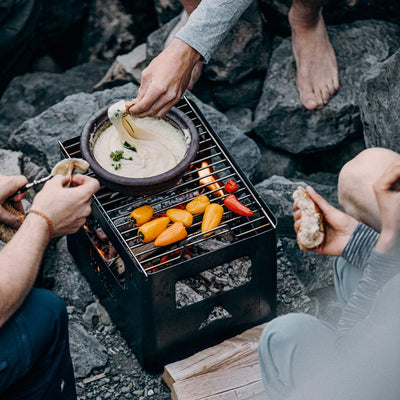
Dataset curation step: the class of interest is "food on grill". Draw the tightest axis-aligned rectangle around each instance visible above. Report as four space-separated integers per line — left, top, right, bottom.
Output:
93 100 188 178
166 209 193 227
293 186 325 251
224 194 253 217
224 179 239 193
130 205 154 226
138 217 170 243
154 222 188 247
201 203 224 237
186 195 210 215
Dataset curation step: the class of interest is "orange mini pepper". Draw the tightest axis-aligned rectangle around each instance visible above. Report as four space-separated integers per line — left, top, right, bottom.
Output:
186 195 210 215
201 203 224 237
166 209 193 227
138 217 169 243
130 205 154 226
154 222 188 246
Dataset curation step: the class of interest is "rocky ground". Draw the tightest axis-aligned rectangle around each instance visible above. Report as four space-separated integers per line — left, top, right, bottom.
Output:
1 1 400 398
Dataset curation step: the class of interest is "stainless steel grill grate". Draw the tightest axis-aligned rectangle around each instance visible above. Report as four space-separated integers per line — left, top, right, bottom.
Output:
60 96 275 277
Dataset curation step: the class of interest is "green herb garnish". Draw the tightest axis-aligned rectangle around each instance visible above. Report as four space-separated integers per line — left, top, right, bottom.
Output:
112 163 122 170
123 142 137 152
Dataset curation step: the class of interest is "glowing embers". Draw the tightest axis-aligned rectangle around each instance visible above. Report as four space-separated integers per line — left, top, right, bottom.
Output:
197 161 224 197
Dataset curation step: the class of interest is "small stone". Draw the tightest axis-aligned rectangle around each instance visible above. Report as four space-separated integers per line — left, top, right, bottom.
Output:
67 306 75 314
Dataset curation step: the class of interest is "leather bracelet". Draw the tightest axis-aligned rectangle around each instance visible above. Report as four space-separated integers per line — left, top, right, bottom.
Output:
27 209 54 239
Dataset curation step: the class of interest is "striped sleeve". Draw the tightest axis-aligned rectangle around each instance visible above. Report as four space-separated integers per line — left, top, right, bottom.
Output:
342 223 379 271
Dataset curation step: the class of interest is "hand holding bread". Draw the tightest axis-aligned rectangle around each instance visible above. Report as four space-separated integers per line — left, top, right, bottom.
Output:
293 186 358 256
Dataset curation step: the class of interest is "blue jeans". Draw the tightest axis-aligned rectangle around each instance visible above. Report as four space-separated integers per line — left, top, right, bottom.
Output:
258 257 361 400
0 288 77 399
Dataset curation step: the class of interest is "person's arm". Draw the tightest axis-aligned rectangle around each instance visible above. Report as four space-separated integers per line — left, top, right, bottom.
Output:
335 161 400 346
175 0 254 64
129 0 254 118
0 174 100 327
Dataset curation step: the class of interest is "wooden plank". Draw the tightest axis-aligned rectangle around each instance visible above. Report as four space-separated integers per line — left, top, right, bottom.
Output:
171 362 266 400
163 323 267 390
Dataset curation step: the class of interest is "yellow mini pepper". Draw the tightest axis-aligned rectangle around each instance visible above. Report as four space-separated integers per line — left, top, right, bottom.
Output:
138 217 169 243
186 195 210 215
166 209 193 227
130 205 154 226
201 203 224 237
154 222 188 247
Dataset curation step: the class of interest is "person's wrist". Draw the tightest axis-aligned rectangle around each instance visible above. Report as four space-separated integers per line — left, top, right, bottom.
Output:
169 38 201 63
24 212 52 243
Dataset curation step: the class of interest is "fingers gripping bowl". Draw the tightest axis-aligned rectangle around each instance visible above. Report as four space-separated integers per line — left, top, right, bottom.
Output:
80 105 199 195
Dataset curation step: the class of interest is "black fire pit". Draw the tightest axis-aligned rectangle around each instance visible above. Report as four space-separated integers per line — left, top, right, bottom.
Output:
61 97 277 372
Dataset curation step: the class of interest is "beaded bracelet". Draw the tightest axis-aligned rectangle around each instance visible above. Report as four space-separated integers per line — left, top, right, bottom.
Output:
27 209 54 239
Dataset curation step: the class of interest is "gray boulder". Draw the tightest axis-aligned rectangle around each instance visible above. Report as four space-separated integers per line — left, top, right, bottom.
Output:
0 61 110 144
83 302 112 329
360 49 400 153
255 175 338 237
204 2 271 84
224 107 253 134
69 322 108 378
0 149 23 176
43 237 94 311
79 0 135 62
213 77 264 110
154 0 183 25
254 20 400 154
8 83 260 181
280 238 335 293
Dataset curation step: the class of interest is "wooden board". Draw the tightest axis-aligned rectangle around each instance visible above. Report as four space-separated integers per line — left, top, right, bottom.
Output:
163 324 268 400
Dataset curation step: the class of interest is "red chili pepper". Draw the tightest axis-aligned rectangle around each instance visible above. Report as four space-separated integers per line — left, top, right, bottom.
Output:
224 179 239 193
224 195 253 217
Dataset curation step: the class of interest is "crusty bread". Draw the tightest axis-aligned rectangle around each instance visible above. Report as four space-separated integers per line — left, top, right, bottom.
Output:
293 186 324 251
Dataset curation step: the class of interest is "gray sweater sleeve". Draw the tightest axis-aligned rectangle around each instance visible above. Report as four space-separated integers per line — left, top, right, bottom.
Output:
175 0 254 63
336 224 400 347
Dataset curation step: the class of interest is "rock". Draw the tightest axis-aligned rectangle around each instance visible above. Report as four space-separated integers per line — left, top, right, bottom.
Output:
253 146 298 183
255 175 338 237
0 149 22 176
147 3 271 84
253 20 400 154
204 3 271 84
69 322 108 378
43 237 94 311
153 0 183 25
280 238 335 293
258 0 400 35
360 50 400 153
224 108 253 134
8 82 260 181
296 135 366 175
213 77 263 110
0 61 110 143
83 302 112 328
79 0 135 62
185 92 261 180
94 44 148 90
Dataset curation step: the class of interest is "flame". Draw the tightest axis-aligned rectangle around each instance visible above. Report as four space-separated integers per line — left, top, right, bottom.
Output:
198 161 224 197
95 245 106 259
83 225 90 232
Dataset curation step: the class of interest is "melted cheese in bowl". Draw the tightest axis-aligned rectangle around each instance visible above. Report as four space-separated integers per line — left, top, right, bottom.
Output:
93 101 188 178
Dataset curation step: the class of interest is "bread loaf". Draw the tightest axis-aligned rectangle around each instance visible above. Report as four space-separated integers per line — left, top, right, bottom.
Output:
293 186 324 251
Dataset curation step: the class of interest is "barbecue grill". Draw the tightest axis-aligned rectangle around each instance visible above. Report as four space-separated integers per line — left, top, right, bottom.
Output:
61 97 277 371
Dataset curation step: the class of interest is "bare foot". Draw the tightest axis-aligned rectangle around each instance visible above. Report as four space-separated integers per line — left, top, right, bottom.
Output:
289 7 339 110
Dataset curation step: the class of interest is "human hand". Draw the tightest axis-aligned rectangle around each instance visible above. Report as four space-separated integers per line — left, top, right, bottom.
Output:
373 161 400 254
128 38 201 118
0 174 28 229
31 174 100 237
294 186 358 256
